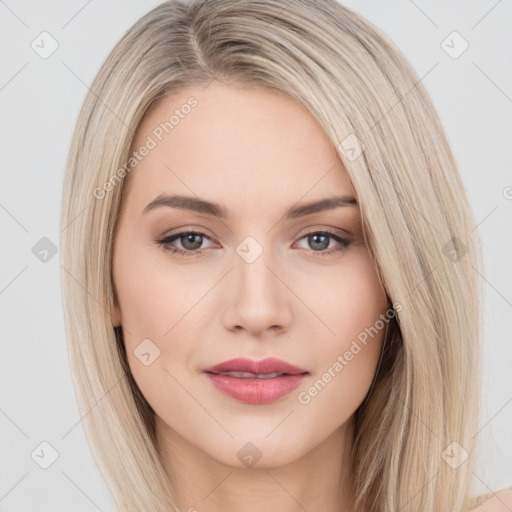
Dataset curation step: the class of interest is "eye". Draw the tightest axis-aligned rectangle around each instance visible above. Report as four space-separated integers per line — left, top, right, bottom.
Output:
156 231 215 257
294 229 351 258
155 228 351 258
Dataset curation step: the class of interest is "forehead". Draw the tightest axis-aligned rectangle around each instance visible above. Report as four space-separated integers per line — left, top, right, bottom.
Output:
124 82 355 215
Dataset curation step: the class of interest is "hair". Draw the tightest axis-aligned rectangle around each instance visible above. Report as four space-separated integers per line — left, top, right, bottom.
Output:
59 1 494 511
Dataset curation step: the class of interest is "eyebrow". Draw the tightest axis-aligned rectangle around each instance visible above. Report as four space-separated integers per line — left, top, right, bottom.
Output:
142 193 358 219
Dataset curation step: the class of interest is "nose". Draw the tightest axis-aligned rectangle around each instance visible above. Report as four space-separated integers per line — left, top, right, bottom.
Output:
221 242 293 337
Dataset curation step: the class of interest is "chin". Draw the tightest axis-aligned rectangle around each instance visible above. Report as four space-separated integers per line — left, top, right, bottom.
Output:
209 435 308 470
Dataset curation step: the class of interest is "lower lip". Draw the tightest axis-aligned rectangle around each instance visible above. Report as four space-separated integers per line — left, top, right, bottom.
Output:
204 372 309 404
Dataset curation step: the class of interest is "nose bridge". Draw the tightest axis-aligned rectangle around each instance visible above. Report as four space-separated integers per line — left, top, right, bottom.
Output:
222 233 292 334
234 234 278 296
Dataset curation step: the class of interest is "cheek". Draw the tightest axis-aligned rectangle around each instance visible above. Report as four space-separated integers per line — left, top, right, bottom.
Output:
113 234 194 337
299 251 388 407
308 249 388 344
112 238 212 376
112 245 196 411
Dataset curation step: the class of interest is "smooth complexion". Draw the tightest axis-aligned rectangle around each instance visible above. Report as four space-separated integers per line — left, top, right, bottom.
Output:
111 81 389 512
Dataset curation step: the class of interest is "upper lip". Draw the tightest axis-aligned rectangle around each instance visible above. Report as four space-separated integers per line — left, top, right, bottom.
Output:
203 357 309 375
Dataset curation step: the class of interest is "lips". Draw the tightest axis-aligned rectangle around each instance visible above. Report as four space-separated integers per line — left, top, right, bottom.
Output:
203 357 309 377
203 357 310 404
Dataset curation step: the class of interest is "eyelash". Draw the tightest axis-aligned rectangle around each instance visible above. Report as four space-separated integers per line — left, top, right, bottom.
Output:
155 229 351 259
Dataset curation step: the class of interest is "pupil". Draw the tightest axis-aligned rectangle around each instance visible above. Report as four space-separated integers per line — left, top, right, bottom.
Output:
182 234 202 250
310 234 329 251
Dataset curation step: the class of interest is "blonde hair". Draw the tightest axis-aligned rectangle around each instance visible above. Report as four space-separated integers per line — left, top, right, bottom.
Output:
60 1 490 510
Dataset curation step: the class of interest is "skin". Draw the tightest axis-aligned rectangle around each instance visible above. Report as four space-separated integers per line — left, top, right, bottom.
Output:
111 81 391 512
472 490 512 512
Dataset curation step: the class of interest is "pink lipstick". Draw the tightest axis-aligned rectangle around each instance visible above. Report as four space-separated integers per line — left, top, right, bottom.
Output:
203 357 309 404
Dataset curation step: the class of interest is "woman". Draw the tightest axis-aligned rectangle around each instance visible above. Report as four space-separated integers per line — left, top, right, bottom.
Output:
59 1 511 511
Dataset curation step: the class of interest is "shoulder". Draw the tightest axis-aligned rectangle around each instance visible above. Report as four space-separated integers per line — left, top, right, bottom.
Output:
471 489 512 511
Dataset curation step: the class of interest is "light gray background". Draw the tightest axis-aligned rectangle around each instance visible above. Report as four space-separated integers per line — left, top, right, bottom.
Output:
1 1 511 510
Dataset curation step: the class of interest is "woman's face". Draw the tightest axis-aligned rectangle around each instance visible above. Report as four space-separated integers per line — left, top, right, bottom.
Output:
111 82 389 469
